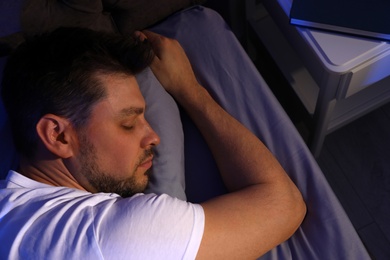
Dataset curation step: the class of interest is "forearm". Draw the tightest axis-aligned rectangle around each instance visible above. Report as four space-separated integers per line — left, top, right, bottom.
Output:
173 83 288 191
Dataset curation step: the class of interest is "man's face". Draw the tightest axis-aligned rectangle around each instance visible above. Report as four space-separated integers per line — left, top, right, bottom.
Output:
73 73 160 197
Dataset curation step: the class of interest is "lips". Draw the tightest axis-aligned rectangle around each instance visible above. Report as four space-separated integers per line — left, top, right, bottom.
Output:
139 156 153 169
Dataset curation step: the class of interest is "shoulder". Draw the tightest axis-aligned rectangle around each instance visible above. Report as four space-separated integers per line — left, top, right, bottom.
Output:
94 193 205 259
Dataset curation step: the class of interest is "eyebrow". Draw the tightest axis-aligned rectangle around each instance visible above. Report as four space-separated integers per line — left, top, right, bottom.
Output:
118 107 144 118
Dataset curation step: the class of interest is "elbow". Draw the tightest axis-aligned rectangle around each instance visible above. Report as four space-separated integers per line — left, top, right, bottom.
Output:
287 188 307 236
296 194 307 226
274 182 307 241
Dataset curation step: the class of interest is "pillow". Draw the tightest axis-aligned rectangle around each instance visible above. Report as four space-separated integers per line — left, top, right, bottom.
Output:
0 0 24 179
137 68 186 200
0 0 205 55
0 72 19 180
0 0 24 56
21 0 204 37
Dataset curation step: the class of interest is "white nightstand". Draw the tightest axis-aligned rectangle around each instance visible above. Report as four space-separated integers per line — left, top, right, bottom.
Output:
246 0 390 156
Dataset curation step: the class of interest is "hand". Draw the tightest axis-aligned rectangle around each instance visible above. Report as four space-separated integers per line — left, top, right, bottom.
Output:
138 30 200 98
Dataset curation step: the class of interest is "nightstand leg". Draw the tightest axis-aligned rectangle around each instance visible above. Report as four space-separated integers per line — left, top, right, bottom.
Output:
310 75 339 157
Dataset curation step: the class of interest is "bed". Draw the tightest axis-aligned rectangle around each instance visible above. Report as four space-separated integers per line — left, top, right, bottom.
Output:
0 0 371 259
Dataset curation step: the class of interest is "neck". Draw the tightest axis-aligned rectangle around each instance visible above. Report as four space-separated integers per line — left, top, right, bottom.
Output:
18 153 87 192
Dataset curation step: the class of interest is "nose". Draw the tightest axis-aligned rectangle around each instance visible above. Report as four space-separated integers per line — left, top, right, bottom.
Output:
141 122 160 148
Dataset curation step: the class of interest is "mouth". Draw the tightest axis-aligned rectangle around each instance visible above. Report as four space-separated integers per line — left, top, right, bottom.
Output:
138 155 153 169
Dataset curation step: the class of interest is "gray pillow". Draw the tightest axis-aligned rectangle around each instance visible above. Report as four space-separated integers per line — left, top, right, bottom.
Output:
136 68 187 200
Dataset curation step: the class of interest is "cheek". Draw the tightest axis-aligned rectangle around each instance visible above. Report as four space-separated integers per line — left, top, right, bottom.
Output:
87 127 140 170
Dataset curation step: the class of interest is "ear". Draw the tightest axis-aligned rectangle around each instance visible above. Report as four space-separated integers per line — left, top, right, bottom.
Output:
36 114 76 158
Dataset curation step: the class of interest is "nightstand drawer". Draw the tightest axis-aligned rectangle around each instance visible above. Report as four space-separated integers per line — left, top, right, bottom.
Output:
339 50 390 98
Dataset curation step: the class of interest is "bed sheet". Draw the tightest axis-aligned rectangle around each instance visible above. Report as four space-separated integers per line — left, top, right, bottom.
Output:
150 6 371 259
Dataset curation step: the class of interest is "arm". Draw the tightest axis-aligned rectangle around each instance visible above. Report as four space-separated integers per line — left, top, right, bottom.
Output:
142 30 306 259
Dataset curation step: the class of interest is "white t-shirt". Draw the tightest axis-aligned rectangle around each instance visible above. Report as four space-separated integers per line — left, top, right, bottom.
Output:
0 170 205 259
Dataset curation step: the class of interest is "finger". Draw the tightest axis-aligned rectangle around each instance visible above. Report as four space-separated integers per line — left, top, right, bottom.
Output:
142 30 168 48
142 30 161 41
133 30 147 42
142 30 165 59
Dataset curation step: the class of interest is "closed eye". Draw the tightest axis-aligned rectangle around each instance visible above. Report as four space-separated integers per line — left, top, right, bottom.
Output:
122 125 134 131
118 106 144 132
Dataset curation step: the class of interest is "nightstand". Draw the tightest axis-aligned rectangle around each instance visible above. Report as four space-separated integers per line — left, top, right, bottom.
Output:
246 0 390 156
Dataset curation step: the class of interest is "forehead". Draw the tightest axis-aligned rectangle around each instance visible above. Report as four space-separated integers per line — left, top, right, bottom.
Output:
98 72 139 94
92 73 145 117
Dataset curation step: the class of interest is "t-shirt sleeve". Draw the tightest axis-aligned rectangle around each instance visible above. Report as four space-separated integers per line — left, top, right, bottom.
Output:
92 193 205 259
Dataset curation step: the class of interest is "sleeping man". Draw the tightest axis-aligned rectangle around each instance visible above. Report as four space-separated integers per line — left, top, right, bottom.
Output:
0 27 306 259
